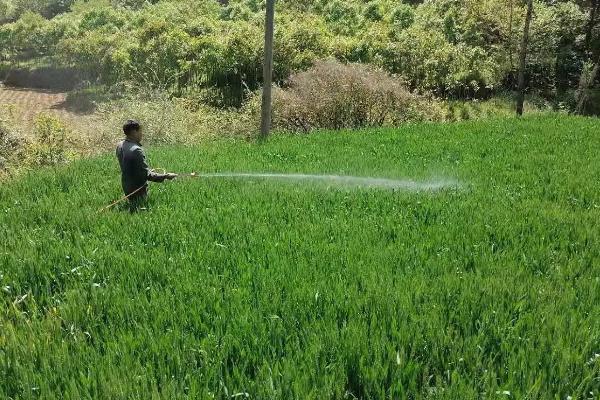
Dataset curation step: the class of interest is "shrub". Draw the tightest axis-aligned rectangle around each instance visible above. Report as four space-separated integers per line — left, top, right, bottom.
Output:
275 14 332 79
363 1 383 22
27 114 71 166
0 113 22 176
389 4 414 30
323 1 362 36
270 60 443 133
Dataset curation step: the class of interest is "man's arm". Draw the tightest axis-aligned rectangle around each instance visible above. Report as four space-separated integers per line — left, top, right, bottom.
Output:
134 148 175 182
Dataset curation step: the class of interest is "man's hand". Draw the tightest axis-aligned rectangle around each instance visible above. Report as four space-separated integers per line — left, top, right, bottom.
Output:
166 173 178 180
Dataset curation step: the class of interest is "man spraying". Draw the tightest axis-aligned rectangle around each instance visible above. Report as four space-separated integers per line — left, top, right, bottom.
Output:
116 120 177 205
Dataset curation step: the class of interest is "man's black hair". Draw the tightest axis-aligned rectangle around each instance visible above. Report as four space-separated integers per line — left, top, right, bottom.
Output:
123 120 141 136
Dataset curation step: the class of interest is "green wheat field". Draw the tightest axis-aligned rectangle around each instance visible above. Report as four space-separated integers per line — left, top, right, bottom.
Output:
1 116 599 399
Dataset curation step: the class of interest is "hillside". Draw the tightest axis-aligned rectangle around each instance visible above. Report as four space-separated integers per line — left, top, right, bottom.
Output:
1 116 599 399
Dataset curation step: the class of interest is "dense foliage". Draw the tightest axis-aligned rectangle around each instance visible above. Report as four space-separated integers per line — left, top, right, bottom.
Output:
0 0 598 108
1 116 599 398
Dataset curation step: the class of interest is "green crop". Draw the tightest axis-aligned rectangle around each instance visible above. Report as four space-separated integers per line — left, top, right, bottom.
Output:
1 115 599 399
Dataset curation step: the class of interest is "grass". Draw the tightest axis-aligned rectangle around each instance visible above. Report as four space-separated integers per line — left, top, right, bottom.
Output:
443 94 554 122
1 115 599 399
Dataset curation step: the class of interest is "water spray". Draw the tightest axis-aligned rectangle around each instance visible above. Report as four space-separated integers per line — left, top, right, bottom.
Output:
186 173 459 191
99 172 460 213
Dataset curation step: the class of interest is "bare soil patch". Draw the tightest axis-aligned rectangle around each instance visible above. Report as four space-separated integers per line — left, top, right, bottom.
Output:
0 86 73 121
0 85 100 138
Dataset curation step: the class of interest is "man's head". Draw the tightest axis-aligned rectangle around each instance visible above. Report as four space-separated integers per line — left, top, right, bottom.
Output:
123 120 143 143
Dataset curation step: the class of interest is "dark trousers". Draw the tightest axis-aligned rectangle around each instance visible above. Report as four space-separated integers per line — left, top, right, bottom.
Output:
128 192 148 212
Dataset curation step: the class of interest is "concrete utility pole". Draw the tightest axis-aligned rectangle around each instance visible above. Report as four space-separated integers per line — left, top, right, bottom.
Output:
260 0 275 138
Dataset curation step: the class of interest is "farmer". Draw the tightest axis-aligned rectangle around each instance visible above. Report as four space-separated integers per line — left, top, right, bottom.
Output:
116 120 177 205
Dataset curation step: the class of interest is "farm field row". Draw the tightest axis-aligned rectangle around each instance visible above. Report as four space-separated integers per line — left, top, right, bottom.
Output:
1 116 599 399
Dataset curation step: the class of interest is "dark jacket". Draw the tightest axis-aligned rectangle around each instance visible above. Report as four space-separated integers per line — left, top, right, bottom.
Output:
116 139 168 197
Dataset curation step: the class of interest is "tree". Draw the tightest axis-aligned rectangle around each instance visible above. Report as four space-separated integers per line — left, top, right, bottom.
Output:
260 0 275 137
516 0 534 116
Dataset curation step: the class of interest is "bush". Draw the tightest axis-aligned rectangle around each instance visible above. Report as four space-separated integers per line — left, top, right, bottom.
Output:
389 4 414 30
27 114 71 166
0 112 22 176
270 60 444 133
275 14 332 80
323 1 362 36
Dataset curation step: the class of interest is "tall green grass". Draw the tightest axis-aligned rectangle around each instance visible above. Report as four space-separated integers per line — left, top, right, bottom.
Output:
1 116 599 399
443 95 554 122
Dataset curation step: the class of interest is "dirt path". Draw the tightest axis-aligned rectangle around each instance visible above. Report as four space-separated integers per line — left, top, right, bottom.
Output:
0 86 77 122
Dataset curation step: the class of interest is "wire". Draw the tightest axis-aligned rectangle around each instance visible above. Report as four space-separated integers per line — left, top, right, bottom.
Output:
97 184 147 213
